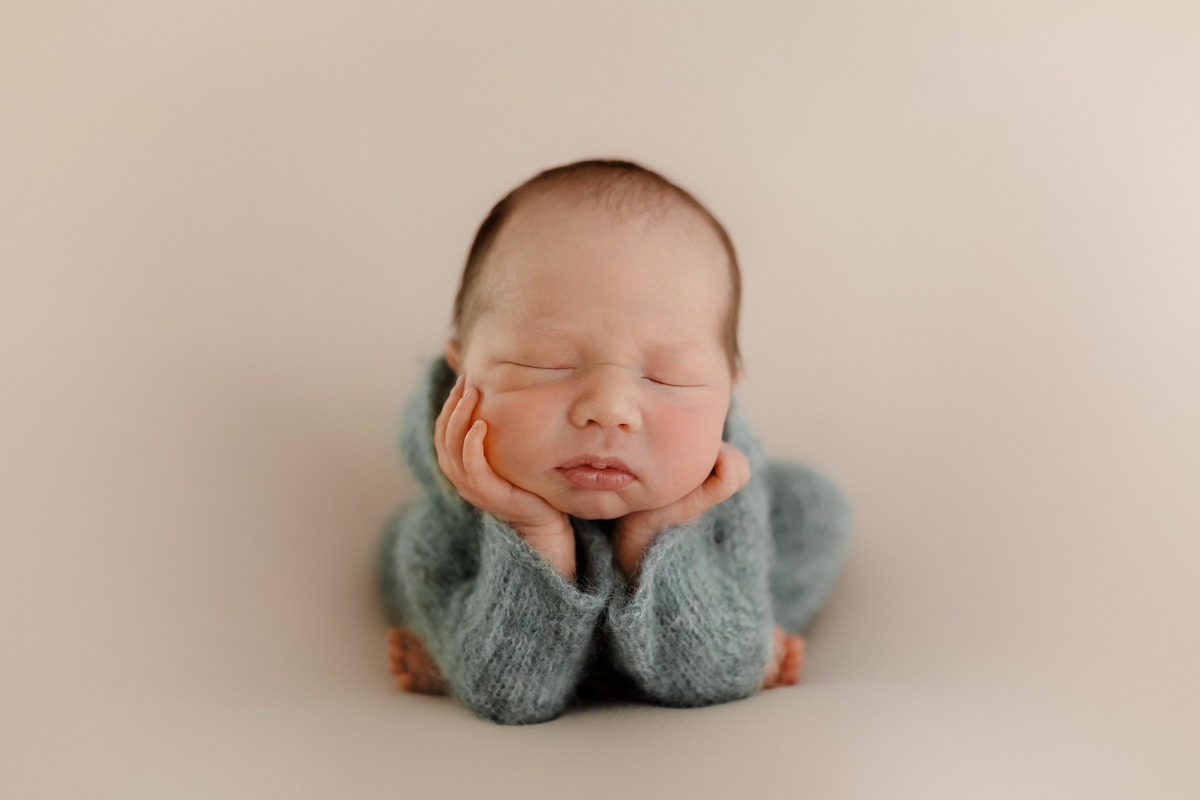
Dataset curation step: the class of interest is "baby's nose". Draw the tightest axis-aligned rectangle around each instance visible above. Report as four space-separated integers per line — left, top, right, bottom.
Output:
567 370 643 432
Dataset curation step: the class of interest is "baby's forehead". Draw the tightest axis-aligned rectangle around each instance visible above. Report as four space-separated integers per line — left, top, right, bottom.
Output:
481 206 731 344
489 213 727 312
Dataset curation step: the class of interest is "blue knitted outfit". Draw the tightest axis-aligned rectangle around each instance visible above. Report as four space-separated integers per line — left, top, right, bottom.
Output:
379 356 850 724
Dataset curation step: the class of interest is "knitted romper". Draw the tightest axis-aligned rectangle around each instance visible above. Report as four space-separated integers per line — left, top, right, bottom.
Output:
379 356 851 725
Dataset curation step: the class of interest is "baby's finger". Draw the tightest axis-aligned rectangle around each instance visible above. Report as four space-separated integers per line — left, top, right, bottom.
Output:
461 420 509 496
715 443 751 486
434 374 465 447
434 376 467 480
703 445 750 503
444 383 481 458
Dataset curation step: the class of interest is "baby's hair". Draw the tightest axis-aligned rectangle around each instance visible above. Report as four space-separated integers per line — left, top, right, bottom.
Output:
452 159 743 374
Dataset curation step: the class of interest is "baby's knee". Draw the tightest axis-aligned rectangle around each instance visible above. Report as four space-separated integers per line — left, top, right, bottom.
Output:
764 461 852 551
764 462 852 632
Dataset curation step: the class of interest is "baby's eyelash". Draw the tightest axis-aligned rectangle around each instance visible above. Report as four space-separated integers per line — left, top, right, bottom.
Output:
645 377 703 388
509 362 571 371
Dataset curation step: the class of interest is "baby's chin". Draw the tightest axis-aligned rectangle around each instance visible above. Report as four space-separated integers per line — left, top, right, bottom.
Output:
545 487 680 521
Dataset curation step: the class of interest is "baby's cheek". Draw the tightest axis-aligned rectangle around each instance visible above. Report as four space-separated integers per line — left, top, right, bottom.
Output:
649 404 727 504
476 389 559 486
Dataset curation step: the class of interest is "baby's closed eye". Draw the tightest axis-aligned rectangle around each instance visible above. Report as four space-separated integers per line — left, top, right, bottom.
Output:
491 361 573 390
507 362 572 371
643 375 705 388
641 363 708 388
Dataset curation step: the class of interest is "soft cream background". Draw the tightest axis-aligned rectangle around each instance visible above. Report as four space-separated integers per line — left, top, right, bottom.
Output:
2 2 1198 797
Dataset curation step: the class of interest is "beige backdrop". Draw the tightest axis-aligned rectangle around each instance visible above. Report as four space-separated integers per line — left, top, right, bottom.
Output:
3 1 1198 798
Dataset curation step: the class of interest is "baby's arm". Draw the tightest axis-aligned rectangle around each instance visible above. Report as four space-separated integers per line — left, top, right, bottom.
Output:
611 442 750 586
385 498 607 724
435 374 576 579
382 374 610 725
604 433 779 707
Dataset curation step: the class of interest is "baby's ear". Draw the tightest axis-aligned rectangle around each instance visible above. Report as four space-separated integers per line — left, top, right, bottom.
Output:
732 367 745 386
444 339 462 373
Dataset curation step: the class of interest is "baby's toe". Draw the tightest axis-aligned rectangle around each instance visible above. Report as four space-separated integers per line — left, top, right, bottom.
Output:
780 635 805 686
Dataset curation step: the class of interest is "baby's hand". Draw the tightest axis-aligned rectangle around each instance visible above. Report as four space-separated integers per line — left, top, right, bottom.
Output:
435 374 576 578
612 441 750 584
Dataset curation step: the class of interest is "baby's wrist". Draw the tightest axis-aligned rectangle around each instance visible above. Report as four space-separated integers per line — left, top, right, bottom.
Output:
510 516 576 580
611 518 658 586
613 516 657 549
512 515 572 541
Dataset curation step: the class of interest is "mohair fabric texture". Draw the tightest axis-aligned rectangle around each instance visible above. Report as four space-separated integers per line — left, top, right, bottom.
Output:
379 356 850 725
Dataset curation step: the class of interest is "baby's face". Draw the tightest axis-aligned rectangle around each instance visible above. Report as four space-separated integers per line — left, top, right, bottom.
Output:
449 191 736 520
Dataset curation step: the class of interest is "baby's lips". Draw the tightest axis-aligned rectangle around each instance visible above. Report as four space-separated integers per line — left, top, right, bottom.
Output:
558 465 636 491
555 454 637 491
556 454 635 474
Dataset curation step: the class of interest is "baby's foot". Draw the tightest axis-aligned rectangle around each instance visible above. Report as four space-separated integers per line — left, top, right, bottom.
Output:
387 627 447 695
761 625 805 690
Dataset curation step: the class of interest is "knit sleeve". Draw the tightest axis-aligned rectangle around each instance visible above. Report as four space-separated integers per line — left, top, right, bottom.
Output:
603 472 777 707
382 496 611 725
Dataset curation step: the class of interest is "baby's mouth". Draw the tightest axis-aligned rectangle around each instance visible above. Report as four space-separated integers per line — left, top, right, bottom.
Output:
556 456 636 491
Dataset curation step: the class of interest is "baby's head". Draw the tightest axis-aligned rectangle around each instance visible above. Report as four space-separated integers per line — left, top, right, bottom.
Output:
445 160 744 520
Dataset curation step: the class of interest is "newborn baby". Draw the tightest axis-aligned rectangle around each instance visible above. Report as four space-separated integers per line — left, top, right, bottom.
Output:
379 160 850 724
